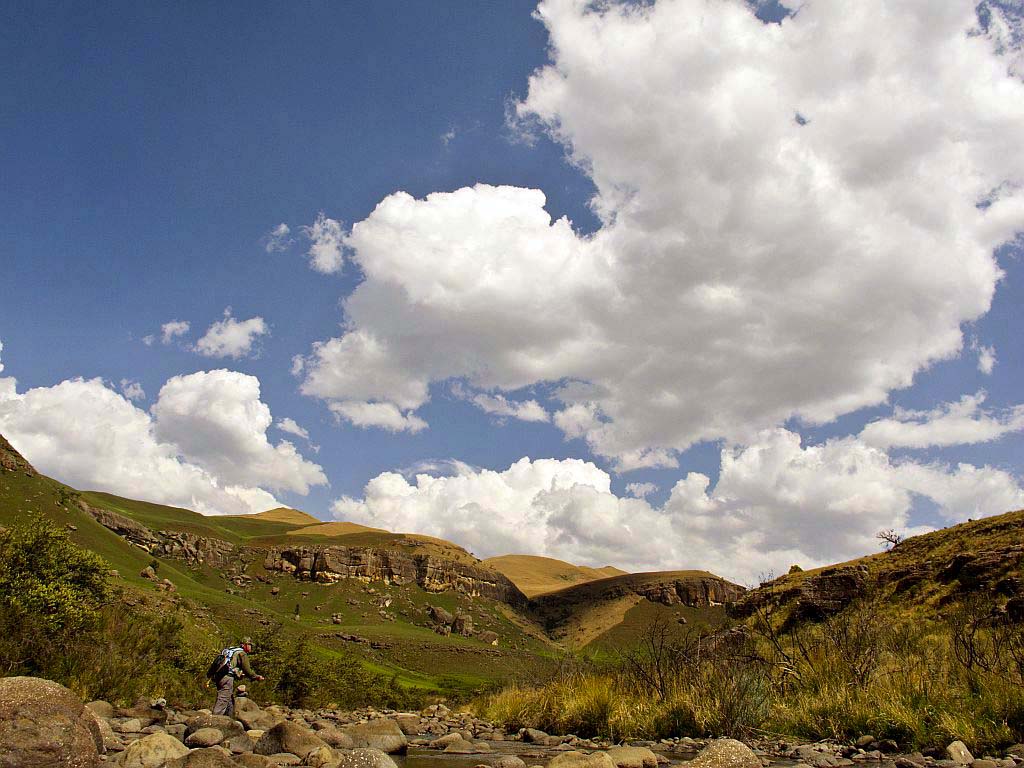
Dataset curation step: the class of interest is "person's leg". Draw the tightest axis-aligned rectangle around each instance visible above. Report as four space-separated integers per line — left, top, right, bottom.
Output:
213 675 234 716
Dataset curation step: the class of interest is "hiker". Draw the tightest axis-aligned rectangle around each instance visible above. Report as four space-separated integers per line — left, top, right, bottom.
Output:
208 637 265 717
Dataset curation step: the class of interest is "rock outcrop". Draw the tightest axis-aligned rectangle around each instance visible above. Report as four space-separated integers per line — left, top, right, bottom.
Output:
0 433 35 475
264 546 528 606
796 565 869 618
79 503 235 569
635 577 744 607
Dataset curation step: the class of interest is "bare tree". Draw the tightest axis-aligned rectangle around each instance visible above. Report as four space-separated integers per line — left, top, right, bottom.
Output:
876 528 903 550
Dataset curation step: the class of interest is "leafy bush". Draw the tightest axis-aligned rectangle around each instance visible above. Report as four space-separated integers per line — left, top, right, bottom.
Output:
253 627 420 710
0 515 210 704
0 513 109 635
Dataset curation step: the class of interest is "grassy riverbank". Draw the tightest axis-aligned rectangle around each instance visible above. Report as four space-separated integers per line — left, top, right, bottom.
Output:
476 602 1024 753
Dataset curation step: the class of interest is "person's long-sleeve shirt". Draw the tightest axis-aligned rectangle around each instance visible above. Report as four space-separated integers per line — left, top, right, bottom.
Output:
229 650 257 679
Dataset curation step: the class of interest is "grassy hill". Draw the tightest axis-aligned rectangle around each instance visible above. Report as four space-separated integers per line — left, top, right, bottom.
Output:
483 554 627 598
732 509 1024 626
531 570 744 649
0 434 558 702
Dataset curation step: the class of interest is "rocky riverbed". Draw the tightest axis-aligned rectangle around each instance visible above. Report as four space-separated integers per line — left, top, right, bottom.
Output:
3 676 1024 768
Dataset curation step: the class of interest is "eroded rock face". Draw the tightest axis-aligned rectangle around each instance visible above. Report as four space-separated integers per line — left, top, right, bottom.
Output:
0 676 104 768
635 578 744 607
79 503 234 569
796 566 869 618
264 546 527 606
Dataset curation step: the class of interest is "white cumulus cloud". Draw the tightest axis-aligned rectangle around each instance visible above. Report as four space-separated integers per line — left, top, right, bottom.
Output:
303 212 345 274
331 429 1024 583
329 400 427 434
299 0 1024 469
276 417 310 441
456 384 550 423
194 309 269 359
152 370 326 494
0 353 325 515
860 392 1024 449
160 320 190 345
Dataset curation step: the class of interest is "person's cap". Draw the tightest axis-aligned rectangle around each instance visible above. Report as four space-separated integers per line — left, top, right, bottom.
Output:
241 636 253 647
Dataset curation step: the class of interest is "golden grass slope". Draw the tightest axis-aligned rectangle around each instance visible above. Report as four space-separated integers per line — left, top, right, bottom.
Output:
231 507 321 526
285 521 386 536
482 554 628 598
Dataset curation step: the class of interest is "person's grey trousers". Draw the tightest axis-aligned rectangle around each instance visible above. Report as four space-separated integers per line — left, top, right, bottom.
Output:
213 675 235 716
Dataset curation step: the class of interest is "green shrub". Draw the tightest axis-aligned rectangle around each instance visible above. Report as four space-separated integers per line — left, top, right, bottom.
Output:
0 514 109 634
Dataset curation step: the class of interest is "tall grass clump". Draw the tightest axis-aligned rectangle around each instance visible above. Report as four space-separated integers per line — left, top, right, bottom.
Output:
477 591 1024 753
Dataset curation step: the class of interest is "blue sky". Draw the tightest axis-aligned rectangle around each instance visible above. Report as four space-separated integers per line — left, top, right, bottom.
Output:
2 0 1023 580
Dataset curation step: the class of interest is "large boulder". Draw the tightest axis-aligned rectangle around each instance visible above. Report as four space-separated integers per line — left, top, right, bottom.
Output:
317 728 355 749
947 742 975 765
233 700 282 732
688 739 761 768
306 746 336 768
492 757 527 768
341 720 407 754
443 737 490 754
254 721 328 759
549 752 618 768
187 728 227 748
166 748 241 767
607 747 659 768
0 676 104 768
118 732 191 768
186 715 245 742
328 748 399 768
429 734 464 749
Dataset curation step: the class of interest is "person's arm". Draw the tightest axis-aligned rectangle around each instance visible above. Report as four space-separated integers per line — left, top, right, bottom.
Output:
237 651 264 681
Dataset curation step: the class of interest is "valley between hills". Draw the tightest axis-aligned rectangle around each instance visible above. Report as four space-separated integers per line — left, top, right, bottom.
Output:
4 429 1024 761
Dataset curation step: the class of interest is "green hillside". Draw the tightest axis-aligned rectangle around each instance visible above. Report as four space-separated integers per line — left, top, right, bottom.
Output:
0 436 558 701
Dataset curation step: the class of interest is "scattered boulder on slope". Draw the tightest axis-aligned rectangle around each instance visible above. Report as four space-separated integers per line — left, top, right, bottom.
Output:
0 676 104 768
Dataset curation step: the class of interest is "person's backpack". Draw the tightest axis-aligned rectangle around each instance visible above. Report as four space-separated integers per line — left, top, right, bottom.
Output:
206 647 242 681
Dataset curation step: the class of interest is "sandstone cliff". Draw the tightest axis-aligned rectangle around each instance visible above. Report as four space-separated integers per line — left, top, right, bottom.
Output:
263 546 528 606
79 501 528 606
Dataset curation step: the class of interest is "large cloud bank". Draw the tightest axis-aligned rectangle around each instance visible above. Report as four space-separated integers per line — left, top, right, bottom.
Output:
0 358 326 515
297 0 1024 469
334 429 1024 582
